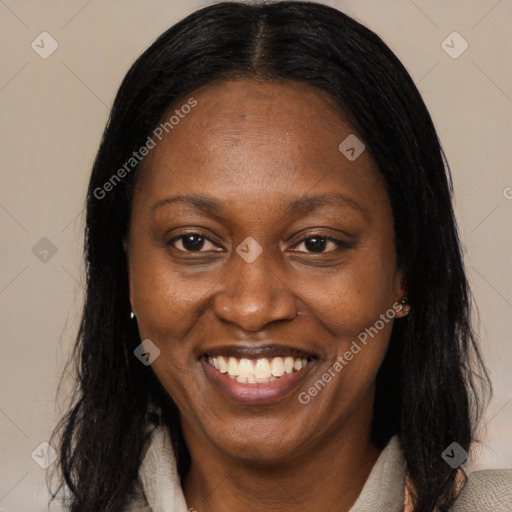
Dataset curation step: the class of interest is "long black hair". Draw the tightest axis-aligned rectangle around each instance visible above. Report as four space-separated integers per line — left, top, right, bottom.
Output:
49 2 491 511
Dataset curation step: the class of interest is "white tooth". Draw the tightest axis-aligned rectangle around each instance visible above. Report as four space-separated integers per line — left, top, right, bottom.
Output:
247 376 256 384
255 377 271 383
238 358 254 378
211 357 219 369
227 357 239 376
217 356 228 373
254 358 271 379
284 356 294 373
270 357 285 377
293 358 302 371
236 376 248 383
302 357 307 368
227 374 237 380
270 376 277 381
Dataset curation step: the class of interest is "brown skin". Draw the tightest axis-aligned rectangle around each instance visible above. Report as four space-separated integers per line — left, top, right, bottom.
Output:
125 78 409 512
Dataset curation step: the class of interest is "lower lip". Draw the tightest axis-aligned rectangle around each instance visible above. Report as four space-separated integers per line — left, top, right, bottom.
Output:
201 357 316 405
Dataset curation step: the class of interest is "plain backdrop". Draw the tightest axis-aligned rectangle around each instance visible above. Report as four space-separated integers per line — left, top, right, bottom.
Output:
0 1 511 510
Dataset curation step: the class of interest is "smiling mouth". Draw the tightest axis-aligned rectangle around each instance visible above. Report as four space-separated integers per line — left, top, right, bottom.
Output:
204 355 314 384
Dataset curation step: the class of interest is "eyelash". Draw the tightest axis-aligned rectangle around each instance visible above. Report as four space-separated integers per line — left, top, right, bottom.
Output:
167 231 352 254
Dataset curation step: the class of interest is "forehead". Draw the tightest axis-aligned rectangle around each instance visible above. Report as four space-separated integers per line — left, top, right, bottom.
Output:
133 79 387 217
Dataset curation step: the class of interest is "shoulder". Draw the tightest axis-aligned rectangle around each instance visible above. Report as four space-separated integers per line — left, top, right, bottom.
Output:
451 468 512 511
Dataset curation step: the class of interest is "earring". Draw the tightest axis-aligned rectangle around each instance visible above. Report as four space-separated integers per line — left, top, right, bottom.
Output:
130 311 135 320
398 298 410 316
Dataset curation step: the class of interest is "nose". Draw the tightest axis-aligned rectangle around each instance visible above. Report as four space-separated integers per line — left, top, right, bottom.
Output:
212 249 299 332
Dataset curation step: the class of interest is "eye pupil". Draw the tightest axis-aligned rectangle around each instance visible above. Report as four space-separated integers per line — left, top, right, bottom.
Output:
305 236 327 252
182 234 205 251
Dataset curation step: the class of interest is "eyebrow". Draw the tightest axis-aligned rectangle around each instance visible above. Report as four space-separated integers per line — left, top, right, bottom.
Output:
151 193 368 218
283 193 368 218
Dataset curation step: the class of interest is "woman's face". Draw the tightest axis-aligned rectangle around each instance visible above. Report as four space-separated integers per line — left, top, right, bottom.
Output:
126 79 407 462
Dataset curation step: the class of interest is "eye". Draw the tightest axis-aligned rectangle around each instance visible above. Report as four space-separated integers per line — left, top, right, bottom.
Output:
167 231 352 254
167 232 219 252
292 234 352 253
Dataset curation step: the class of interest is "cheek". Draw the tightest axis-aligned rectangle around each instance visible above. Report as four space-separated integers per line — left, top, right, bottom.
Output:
130 245 205 333
128 249 201 390
301 258 396 421
305 245 396 337
130 252 204 410
299 239 397 399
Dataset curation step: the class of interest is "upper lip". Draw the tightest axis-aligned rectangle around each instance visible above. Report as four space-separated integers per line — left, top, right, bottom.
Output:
202 344 318 360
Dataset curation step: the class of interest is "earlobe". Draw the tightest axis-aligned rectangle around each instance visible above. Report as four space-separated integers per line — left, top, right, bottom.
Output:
395 298 411 318
394 270 410 318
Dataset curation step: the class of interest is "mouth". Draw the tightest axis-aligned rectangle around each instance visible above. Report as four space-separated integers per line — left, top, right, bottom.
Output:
200 345 319 404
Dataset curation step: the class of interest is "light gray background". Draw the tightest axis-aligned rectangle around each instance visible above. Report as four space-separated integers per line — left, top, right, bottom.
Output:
1 1 511 510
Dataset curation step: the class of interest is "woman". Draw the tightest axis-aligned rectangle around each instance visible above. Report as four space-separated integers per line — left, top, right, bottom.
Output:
49 2 511 511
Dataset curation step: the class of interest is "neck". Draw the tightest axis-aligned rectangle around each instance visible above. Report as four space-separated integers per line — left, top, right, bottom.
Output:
181 407 381 512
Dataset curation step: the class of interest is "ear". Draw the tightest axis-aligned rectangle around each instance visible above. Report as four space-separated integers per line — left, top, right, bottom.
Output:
393 268 410 318
123 238 134 313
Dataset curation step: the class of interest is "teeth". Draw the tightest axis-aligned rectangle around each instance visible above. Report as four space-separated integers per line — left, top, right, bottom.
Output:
238 358 254 378
284 356 294 373
270 357 285 377
209 355 309 383
227 357 239 376
218 356 228 373
254 358 272 379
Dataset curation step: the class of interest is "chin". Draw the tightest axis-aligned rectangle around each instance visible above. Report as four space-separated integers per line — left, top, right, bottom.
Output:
200 414 312 463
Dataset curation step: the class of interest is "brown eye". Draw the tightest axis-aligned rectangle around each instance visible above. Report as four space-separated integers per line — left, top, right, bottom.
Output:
293 235 352 253
168 232 218 252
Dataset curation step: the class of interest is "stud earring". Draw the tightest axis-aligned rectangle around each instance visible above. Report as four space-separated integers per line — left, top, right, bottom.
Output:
130 311 135 319
398 298 410 316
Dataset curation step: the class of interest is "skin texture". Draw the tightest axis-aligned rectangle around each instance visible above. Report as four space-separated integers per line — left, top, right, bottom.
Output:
125 78 409 512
